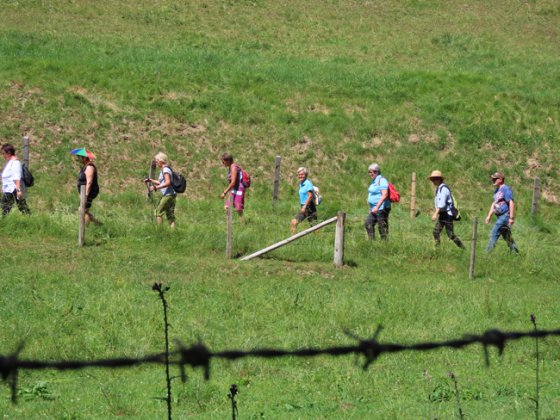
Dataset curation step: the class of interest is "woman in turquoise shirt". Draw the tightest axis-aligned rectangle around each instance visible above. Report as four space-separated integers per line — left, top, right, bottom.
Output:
364 163 391 240
290 167 317 234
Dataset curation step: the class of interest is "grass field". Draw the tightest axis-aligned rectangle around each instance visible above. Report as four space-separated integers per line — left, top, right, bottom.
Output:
1 1 560 418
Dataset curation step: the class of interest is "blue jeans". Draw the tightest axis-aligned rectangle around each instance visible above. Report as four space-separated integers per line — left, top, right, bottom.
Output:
486 213 518 253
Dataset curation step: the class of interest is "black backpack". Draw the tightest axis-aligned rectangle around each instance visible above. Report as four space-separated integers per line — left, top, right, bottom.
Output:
439 184 461 221
166 167 186 194
21 163 34 187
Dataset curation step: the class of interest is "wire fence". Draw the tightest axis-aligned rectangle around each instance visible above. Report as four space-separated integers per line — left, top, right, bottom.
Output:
2 325 558 402
1 284 556 420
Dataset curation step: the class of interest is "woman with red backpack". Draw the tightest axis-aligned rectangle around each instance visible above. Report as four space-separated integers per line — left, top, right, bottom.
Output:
364 163 391 240
220 153 248 221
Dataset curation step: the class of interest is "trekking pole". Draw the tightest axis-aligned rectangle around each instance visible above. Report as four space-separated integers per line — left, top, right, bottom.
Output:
145 160 157 222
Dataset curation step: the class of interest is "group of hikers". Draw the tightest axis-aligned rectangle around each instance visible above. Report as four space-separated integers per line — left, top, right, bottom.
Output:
2 142 519 253
294 163 519 253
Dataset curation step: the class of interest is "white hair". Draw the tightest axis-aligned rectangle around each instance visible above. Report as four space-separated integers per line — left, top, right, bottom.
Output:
368 163 381 172
297 167 308 175
154 152 168 164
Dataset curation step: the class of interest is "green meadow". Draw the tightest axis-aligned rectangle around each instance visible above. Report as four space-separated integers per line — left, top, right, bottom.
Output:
1 0 560 418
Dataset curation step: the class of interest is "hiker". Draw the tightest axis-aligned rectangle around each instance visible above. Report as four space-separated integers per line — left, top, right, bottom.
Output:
74 151 101 226
291 167 317 234
364 163 391 240
485 171 519 253
428 170 464 249
144 152 176 228
1 143 31 216
220 153 246 220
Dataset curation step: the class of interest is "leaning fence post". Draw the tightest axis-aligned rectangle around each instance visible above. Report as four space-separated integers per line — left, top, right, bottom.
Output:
532 176 540 217
78 185 86 246
226 195 233 259
334 211 346 267
468 217 478 280
410 172 416 222
273 155 281 207
241 215 338 261
22 136 30 167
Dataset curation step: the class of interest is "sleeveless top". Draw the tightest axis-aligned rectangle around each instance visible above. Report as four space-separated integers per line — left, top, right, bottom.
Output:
227 163 243 191
77 163 99 200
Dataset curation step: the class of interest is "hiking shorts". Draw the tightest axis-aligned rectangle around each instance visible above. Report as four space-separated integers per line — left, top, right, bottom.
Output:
225 189 245 212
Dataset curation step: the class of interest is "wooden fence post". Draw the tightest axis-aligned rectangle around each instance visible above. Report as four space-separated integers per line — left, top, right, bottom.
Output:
78 185 86 246
410 172 416 222
468 217 478 280
532 176 540 217
226 195 233 259
273 155 281 207
22 136 30 167
334 211 346 267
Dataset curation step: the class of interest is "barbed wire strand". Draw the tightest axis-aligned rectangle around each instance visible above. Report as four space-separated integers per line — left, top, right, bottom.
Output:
2 326 559 404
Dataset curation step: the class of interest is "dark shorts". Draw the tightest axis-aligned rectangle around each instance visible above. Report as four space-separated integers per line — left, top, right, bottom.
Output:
294 205 317 223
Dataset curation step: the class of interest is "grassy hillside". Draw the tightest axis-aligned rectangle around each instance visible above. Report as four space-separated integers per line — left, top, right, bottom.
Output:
1 1 559 418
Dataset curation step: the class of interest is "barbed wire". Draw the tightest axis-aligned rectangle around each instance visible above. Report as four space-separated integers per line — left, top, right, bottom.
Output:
2 326 559 404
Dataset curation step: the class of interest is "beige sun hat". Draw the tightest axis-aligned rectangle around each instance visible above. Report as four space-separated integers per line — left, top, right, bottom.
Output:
428 170 444 180
491 171 505 180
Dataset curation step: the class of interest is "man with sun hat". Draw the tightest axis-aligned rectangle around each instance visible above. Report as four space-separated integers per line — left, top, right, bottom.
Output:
428 170 464 249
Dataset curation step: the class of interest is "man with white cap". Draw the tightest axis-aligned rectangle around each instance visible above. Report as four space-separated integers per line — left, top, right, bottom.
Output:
485 171 519 253
428 170 464 249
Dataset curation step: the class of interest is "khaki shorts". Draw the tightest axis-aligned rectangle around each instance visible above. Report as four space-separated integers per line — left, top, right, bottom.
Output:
155 194 176 222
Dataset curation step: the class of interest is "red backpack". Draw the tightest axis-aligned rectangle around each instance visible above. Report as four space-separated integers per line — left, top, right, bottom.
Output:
241 168 251 188
235 164 251 188
378 177 400 203
388 182 400 203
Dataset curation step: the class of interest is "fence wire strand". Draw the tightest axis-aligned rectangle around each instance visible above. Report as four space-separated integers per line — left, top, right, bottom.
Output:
2 326 559 404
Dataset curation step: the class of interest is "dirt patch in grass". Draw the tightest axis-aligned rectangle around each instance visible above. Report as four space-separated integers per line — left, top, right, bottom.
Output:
408 133 420 144
308 103 330 115
67 86 122 113
541 189 559 204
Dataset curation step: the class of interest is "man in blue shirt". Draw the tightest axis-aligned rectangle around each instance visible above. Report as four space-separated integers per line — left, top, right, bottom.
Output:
485 172 519 253
364 163 391 240
291 167 317 234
